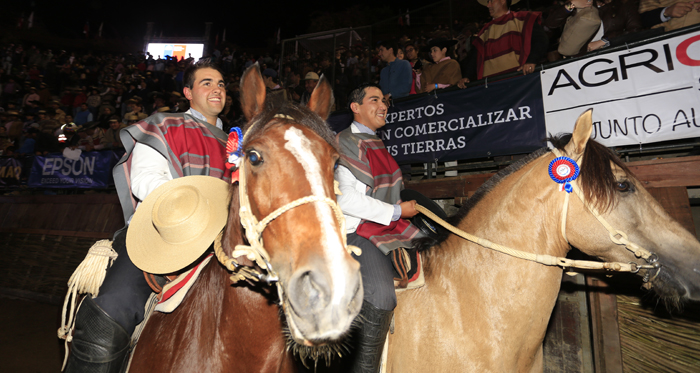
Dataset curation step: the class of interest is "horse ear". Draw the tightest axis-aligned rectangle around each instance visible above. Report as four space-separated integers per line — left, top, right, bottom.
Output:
567 109 593 155
239 63 266 121
307 74 334 120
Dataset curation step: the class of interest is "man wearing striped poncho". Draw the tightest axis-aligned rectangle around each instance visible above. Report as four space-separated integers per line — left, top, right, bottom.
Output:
64 59 229 373
335 83 422 373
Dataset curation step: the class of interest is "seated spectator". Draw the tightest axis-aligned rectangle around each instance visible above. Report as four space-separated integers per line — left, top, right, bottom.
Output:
86 88 102 114
543 0 600 57
417 38 463 93
588 0 643 51
640 0 700 29
0 127 13 155
101 117 126 150
50 100 66 124
299 72 319 105
4 111 23 141
378 40 413 101
403 42 422 94
262 68 290 101
18 128 39 155
76 126 94 151
465 0 548 81
74 103 94 126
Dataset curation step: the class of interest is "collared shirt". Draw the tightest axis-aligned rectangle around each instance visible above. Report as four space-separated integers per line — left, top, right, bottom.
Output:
335 122 402 234
185 107 223 130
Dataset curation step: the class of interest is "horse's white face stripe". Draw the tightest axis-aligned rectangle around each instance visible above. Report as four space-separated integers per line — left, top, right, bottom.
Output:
284 127 347 306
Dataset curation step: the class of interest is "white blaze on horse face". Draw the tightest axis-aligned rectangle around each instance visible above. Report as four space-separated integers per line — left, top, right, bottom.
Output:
283 127 348 304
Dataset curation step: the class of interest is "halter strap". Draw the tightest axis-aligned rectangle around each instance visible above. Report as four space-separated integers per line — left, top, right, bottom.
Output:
551 148 653 260
412 148 660 275
214 119 360 287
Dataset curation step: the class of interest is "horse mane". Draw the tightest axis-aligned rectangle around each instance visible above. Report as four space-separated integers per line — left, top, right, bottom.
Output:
414 134 632 252
242 95 338 152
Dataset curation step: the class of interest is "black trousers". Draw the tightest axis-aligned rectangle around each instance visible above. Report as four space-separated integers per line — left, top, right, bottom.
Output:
93 227 153 335
347 233 397 312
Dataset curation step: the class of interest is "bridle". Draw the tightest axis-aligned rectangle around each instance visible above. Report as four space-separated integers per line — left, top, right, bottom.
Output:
213 114 360 292
414 148 661 282
551 148 661 282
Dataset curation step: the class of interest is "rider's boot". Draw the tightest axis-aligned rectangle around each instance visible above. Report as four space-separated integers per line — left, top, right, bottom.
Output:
64 297 131 373
347 301 393 373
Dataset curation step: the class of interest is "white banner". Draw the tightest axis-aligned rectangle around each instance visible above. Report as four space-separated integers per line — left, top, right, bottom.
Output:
541 31 700 147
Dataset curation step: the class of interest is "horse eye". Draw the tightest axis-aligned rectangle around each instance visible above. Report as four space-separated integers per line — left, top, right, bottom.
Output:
248 150 263 166
615 181 631 192
334 160 339 171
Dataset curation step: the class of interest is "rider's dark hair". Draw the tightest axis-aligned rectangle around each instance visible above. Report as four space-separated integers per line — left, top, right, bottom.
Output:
183 58 224 89
348 83 383 109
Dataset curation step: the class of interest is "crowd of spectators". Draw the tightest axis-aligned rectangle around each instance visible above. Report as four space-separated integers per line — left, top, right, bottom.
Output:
1 0 698 163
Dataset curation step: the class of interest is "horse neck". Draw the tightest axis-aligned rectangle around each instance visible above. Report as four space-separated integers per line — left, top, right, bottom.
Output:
424 154 570 297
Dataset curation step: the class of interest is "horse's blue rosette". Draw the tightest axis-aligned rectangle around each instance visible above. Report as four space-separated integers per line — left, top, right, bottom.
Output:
548 156 580 193
226 127 244 182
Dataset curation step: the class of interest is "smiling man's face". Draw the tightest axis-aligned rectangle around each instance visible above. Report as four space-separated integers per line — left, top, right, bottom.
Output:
351 87 387 132
183 67 225 125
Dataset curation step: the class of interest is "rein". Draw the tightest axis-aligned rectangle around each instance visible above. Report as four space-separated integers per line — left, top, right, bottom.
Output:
415 148 661 278
213 114 360 289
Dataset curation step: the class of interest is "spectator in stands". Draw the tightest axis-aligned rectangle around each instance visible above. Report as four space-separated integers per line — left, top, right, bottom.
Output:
543 0 600 57
640 0 700 29
462 0 548 83
4 111 22 141
74 103 94 126
101 117 126 149
86 88 102 114
23 87 40 107
0 126 12 154
299 71 319 105
417 38 463 93
587 0 643 51
50 100 66 124
378 39 413 101
262 68 289 101
18 128 38 155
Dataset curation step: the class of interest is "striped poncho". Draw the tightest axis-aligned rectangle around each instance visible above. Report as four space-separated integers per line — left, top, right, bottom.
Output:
113 112 230 223
337 127 423 255
473 11 542 79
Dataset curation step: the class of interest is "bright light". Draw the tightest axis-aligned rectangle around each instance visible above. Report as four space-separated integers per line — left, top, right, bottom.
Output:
146 43 204 61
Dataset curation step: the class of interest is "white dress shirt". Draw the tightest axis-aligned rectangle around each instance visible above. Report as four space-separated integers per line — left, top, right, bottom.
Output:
335 122 400 233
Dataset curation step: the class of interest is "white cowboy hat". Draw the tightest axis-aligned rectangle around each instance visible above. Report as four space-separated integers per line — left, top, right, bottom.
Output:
127 175 230 274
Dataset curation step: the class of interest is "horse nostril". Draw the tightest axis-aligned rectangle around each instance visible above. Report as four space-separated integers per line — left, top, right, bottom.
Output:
293 270 330 312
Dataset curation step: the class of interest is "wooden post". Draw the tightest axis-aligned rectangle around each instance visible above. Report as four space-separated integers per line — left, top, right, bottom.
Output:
587 277 624 373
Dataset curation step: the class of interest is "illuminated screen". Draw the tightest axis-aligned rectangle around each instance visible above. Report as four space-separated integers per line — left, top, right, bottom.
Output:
146 43 204 61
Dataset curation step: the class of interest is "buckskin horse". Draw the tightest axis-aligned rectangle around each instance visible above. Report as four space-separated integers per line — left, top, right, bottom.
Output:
386 110 700 372
128 65 363 372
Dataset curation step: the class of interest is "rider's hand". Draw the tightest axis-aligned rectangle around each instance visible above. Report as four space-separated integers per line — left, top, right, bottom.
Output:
400 200 419 219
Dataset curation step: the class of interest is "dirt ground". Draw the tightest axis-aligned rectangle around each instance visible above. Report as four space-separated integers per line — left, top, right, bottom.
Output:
0 297 63 373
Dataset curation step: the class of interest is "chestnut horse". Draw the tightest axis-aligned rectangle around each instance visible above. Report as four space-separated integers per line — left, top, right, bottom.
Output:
386 110 700 372
129 66 363 372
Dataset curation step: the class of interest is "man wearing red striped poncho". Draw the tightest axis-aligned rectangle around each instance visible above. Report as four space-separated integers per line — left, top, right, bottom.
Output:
471 0 549 80
335 83 422 373
64 59 229 373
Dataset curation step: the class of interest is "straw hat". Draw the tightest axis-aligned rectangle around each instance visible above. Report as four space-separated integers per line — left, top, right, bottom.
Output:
127 175 230 274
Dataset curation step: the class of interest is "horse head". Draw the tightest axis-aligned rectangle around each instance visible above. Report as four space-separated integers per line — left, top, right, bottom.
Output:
556 110 700 305
223 64 362 348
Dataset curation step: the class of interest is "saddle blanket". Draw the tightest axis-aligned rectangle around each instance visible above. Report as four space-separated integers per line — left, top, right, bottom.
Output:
154 254 213 313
